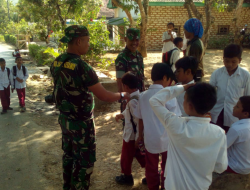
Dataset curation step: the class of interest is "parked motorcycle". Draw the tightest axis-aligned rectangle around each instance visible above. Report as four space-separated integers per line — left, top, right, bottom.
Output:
240 24 250 47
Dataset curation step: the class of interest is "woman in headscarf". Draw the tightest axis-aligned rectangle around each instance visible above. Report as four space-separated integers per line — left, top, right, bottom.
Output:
184 18 204 82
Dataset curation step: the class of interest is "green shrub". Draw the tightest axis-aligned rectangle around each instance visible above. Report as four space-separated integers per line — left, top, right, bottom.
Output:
3 34 17 45
0 35 4 42
4 34 10 43
29 44 54 66
207 33 234 49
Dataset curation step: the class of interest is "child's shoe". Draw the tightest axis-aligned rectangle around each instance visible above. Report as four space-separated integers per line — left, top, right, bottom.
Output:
115 174 134 186
20 107 26 112
142 177 147 185
7 107 13 110
1 110 7 114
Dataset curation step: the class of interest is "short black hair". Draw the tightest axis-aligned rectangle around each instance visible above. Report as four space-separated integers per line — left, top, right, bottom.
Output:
151 63 176 82
167 22 175 27
175 56 198 76
173 37 183 46
224 44 242 59
15 57 22 61
0 58 5 62
240 96 250 118
186 83 217 115
121 72 139 89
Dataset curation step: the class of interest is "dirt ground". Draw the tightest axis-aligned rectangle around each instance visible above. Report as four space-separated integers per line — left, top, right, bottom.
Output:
24 49 250 190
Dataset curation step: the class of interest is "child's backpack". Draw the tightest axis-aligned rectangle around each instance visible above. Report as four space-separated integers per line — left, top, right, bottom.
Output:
162 48 178 67
128 95 139 134
6 68 10 79
12 65 26 89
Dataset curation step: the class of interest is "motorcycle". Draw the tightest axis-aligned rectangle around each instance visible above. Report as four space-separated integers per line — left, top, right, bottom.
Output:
240 24 250 47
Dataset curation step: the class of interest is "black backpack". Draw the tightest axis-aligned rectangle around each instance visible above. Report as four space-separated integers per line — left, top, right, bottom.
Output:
162 48 178 67
128 95 139 134
12 65 26 89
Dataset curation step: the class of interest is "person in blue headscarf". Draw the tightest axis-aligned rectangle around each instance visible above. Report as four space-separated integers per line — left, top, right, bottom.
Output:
184 18 205 82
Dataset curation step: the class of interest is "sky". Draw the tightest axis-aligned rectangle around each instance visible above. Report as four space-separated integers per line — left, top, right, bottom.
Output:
10 0 18 5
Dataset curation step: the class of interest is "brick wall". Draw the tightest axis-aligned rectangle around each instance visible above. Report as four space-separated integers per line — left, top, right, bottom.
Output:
146 6 250 50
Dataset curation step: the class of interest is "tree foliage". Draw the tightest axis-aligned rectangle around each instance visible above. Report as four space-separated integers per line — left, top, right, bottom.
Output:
111 0 149 57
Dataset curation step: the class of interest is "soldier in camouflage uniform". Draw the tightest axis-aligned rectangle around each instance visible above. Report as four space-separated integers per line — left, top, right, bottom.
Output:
50 25 129 190
115 28 145 114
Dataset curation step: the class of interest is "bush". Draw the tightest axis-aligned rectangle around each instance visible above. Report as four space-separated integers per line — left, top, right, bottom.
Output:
29 44 56 66
0 35 4 42
207 33 234 49
4 34 17 46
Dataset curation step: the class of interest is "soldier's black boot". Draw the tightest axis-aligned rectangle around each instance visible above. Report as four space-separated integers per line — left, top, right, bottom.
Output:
1 110 7 114
115 174 134 186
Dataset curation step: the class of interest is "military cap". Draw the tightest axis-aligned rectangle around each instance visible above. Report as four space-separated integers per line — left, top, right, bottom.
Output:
126 28 140 40
60 25 89 43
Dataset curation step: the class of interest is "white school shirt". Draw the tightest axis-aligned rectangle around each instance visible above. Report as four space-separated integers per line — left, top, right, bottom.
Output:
176 80 195 116
0 67 12 90
122 90 140 142
169 47 181 72
162 31 177 53
227 119 250 174
149 85 228 190
134 84 181 154
11 65 29 89
210 66 250 127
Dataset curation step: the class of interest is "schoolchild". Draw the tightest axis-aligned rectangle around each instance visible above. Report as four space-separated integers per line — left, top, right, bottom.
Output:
175 56 198 116
162 22 177 54
210 44 250 133
134 63 181 190
11 57 29 112
0 58 13 114
115 72 146 186
227 96 250 174
162 37 183 72
149 83 228 190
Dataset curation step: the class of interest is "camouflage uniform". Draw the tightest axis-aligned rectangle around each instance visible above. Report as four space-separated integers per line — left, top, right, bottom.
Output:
115 28 144 92
115 28 144 114
50 25 98 190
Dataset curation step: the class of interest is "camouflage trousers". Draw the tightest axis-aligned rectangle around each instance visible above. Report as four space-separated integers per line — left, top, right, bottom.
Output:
58 114 96 190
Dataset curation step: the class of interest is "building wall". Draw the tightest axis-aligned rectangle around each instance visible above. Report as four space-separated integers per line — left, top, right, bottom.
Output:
146 6 250 50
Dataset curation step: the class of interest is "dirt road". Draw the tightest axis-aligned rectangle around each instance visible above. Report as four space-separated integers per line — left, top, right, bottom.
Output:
0 43 59 190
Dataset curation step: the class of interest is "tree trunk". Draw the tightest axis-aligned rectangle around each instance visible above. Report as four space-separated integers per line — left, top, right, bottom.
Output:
55 3 66 28
184 0 202 21
233 0 244 44
202 0 214 51
138 24 147 57
136 0 149 57
112 0 136 27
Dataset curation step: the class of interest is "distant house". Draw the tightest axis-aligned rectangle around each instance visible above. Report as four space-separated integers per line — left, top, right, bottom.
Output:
107 0 250 50
99 0 115 40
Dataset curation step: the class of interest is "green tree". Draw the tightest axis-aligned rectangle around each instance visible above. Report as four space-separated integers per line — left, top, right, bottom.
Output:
111 0 149 57
184 0 244 49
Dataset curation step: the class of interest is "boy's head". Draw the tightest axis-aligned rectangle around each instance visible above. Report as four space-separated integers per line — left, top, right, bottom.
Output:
121 72 139 93
233 96 250 119
175 56 198 84
0 58 6 69
124 28 140 53
184 83 217 116
151 63 176 87
223 44 242 74
15 57 23 65
167 22 174 30
173 37 183 49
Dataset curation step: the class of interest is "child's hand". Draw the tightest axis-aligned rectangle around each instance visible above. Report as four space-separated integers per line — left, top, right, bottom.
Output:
135 136 143 148
20 79 23 83
11 89 14 93
183 83 196 91
115 114 124 122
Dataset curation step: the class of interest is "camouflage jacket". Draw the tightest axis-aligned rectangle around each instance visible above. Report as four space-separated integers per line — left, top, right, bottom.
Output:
50 53 99 120
115 47 144 91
